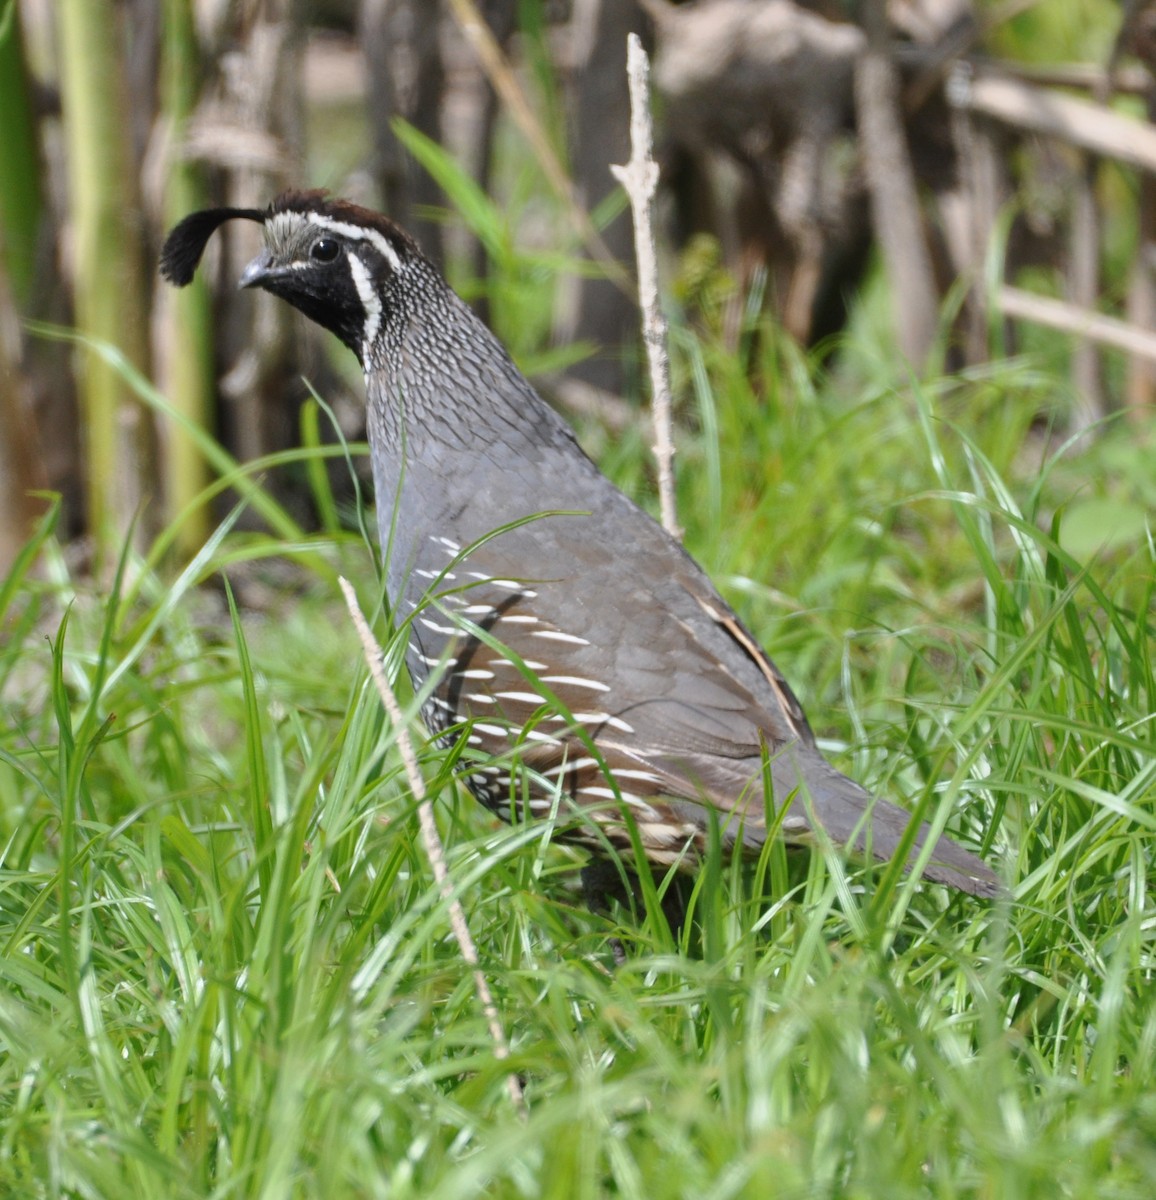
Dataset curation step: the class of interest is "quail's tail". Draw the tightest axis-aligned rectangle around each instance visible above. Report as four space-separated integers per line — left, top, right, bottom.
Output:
804 761 1002 898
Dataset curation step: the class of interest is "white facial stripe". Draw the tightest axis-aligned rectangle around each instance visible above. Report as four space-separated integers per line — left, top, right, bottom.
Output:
346 252 382 349
304 212 403 272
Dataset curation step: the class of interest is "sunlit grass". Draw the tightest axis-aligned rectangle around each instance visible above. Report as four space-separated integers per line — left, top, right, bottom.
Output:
1 312 1154 1197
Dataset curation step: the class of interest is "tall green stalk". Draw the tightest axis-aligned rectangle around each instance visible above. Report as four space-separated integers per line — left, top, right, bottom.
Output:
57 0 154 557
0 5 47 569
158 0 213 557
0 3 43 306
0 262 47 572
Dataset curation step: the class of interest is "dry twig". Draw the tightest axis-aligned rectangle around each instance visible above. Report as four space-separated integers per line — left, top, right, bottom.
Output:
610 34 681 541
999 285 1156 364
949 70 1156 173
338 577 526 1116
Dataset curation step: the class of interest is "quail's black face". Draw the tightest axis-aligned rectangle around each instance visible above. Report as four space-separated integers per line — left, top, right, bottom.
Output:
159 190 419 365
240 207 398 362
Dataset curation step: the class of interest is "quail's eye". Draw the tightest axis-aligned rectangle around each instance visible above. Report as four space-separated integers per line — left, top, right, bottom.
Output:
310 237 340 263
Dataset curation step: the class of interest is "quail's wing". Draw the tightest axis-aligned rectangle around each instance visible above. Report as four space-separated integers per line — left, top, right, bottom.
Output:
414 517 999 896
416 516 799 749
411 516 814 828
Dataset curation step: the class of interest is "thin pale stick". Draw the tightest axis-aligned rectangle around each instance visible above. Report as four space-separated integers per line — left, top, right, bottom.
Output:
339 577 526 1116
610 34 681 540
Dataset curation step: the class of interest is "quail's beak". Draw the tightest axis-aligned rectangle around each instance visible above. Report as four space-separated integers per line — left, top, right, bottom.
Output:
238 249 275 290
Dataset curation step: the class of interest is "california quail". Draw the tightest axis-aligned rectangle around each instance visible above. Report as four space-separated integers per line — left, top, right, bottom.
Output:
161 190 1000 898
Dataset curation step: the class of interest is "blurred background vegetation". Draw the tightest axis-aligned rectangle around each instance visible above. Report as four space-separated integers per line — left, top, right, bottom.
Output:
1 0 1154 572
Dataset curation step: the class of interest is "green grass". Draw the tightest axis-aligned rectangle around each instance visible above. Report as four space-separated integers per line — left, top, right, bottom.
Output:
1 313 1154 1197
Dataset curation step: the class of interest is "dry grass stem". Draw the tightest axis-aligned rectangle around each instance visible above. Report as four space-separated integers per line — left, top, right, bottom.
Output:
338 576 526 1116
610 33 681 540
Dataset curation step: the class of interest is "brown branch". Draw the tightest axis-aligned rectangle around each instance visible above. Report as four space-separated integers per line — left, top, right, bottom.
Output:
854 0 939 366
967 59 1153 97
999 285 1156 363
950 71 1156 173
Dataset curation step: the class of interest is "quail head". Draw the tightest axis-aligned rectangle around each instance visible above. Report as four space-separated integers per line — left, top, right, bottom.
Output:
160 190 1001 898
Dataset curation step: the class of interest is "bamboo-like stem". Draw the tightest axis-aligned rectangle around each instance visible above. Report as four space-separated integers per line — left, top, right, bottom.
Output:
338 578 526 1117
1066 157 1105 433
57 0 154 557
0 4 44 306
610 35 680 541
0 262 48 572
157 0 213 557
1126 91 1156 415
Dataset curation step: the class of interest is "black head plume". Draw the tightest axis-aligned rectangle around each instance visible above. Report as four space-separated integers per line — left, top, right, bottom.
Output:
159 206 266 286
